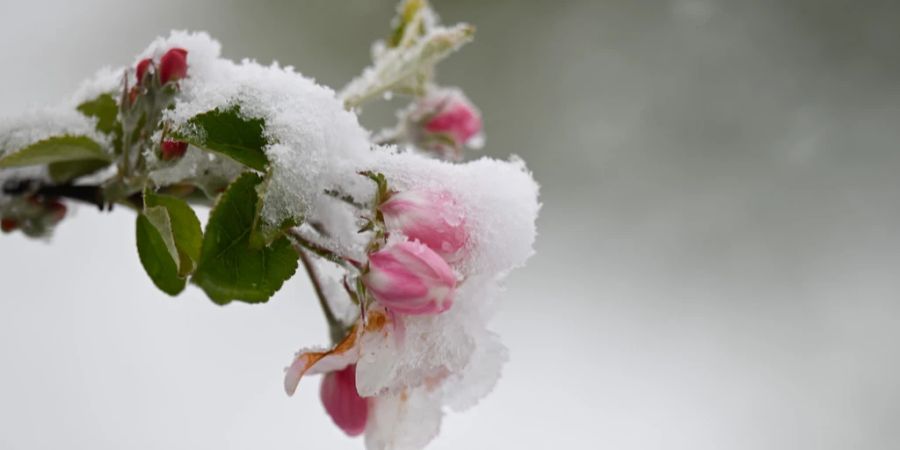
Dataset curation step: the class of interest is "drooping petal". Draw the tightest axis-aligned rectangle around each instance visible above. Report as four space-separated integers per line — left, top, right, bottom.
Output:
284 309 390 396
284 325 360 396
321 364 369 437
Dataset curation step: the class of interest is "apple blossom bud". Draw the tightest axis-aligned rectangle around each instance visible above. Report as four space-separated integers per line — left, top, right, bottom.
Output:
407 87 482 160
320 365 368 437
135 58 152 83
160 140 188 161
1 218 18 232
363 241 456 315
159 48 188 84
379 190 467 262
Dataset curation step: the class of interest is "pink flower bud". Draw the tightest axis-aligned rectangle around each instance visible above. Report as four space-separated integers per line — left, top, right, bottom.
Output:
408 88 482 160
135 58 152 83
159 48 188 84
379 190 467 262
363 241 456 315
160 140 188 161
320 365 368 437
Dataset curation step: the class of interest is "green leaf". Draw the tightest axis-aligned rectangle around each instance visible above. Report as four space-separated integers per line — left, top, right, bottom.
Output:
77 93 119 136
77 93 124 154
0 135 111 168
175 106 269 171
136 209 186 296
145 191 203 277
48 159 111 183
193 172 298 304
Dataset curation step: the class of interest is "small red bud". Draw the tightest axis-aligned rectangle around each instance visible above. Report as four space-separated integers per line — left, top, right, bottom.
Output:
1 218 18 232
47 201 67 223
160 140 189 161
135 58 152 83
159 48 188 84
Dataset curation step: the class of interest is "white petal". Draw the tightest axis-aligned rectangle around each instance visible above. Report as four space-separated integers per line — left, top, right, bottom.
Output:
364 388 443 450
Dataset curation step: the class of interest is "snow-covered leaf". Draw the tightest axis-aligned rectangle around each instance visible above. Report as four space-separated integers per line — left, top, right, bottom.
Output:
175 106 269 171
0 135 110 168
340 24 475 107
388 0 428 48
76 93 122 151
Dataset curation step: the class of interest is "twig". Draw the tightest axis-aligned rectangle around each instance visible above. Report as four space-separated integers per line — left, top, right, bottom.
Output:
3 180 109 210
286 228 360 269
324 189 367 209
296 246 345 344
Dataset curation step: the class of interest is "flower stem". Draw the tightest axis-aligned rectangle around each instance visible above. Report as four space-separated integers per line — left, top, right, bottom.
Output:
296 247 345 344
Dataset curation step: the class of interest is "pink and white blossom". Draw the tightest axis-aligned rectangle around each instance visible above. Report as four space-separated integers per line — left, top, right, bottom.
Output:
379 190 467 262
363 241 456 316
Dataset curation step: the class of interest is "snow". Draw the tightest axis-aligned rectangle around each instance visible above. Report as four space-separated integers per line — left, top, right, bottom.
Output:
148 146 245 197
0 107 107 160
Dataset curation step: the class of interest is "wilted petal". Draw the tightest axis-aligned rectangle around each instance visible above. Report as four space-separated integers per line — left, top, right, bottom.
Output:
284 309 391 396
284 326 360 396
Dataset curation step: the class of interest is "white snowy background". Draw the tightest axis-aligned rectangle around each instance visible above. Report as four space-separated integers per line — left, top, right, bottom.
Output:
2 0 900 449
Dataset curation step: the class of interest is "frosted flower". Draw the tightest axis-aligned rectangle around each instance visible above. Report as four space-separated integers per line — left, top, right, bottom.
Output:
379 190 467 262
284 290 505 450
363 241 456 316
282 308 451 449
406 87 482 160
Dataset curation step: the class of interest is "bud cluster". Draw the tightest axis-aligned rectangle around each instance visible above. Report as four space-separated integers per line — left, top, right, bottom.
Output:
0 194 67 237
124 48 191 170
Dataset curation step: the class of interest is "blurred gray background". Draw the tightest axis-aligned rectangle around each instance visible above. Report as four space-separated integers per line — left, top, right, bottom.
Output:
2 0 900 449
